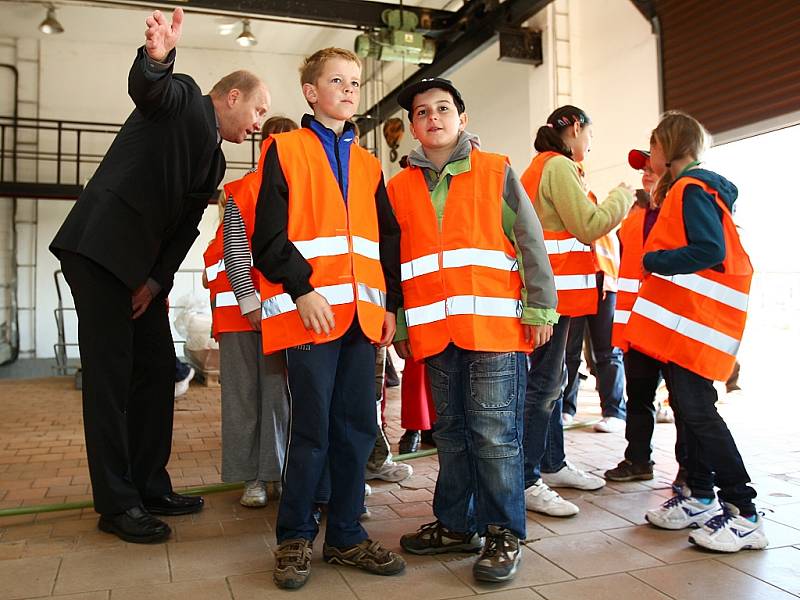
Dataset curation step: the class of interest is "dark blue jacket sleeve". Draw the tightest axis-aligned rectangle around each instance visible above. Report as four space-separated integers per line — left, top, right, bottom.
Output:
643 184 726 275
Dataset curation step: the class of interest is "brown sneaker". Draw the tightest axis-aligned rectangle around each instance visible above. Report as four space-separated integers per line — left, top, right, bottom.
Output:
323 539 406 575
604 460 654 482
273 538 312 589
400 520 482 555
473 526 522 583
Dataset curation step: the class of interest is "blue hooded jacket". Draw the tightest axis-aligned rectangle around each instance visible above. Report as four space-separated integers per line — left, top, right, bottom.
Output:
643 168 737 275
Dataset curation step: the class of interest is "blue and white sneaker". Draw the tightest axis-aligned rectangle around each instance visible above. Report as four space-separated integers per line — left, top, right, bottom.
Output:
645 491 722 530
688 503 769 552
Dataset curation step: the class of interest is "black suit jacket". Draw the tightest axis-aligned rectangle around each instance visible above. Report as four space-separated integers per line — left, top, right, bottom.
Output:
50 47 226 294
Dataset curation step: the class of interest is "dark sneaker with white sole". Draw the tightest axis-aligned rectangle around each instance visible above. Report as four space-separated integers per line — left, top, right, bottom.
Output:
400 520 482 555
604 459 654 482
473 526 522 583
273 538 312 589
323 539 406 575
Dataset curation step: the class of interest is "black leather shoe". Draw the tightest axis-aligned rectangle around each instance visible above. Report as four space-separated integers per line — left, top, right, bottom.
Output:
398 430 420 454
143 492 204 516
98 506 171 543
420 429 436 447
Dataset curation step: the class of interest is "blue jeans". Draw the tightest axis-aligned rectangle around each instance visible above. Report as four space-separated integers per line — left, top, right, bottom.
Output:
563 273 626 419
523 316 570 487
426 345 527 539
276 321 376 547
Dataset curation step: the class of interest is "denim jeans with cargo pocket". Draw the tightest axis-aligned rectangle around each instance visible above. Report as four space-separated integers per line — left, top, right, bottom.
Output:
426 344 527 539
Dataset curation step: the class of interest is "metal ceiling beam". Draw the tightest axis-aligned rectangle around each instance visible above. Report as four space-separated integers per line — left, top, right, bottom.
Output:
356 0 553 135
101 0 459 30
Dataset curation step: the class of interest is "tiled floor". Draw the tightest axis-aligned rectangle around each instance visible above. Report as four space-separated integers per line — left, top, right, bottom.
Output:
1 337 800 599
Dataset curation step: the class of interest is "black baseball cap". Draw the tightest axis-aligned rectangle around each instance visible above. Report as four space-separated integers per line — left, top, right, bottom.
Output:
397 77 466 117
628 149 650 170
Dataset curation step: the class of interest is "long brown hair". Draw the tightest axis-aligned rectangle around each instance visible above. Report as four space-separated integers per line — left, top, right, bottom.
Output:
651 111 710 204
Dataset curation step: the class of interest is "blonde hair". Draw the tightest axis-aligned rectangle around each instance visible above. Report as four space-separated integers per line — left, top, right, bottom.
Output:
300 47 361 86
217 189 227 225
650 110 711 204
209 70 262 99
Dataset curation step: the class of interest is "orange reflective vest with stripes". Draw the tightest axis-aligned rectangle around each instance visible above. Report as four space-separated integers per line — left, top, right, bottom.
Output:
386 149 531 360
610 206 646 352
624 176 752 381
258 129 387 354
592 193 620 283
202 166 266 339
520 152 598 317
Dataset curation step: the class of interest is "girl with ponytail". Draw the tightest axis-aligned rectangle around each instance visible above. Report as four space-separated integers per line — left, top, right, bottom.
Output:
626 111 766 553
519 106 635 517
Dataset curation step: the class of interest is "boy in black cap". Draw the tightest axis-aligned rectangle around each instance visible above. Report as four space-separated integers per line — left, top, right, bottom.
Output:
387 78 557 582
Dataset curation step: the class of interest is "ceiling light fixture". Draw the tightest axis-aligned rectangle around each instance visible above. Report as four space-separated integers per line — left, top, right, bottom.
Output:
39 4 64 35
236 19 257 47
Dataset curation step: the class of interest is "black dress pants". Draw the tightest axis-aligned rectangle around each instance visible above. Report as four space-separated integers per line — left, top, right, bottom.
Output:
60 251 175 515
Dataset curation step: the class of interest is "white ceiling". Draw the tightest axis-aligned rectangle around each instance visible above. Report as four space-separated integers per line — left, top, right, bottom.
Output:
0 0 461 56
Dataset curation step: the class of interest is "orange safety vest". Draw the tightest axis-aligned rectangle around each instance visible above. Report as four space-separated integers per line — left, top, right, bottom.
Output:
624 176 752 381
610 206 646 351
258 129 387 354
520 151 598 317
203 162 267 339
387 149 531 360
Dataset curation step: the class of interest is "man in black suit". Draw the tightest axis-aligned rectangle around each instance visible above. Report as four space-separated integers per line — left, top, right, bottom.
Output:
50 8 270 543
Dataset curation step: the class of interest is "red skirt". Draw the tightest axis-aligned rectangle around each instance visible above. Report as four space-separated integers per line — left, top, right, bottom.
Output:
400 357 436 430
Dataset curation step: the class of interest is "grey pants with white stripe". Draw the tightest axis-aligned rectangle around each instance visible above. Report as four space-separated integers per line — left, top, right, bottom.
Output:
219 331 289 483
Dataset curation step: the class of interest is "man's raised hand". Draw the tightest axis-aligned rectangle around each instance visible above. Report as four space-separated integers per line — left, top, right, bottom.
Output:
145 8 183 62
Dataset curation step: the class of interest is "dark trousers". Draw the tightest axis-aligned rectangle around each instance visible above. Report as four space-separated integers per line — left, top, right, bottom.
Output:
522 316 570 487
277 321 377 548
664 362 756 513
563 273 625 419
59 251 175 515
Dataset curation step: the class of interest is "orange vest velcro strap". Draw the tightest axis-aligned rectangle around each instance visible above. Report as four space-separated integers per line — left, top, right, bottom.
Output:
624 176 752 380
258 128 386 353
388 148 531 360
205 259 224 283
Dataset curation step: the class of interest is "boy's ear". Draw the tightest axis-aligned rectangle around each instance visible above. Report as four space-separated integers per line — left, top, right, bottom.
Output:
302 82 317 105
458 111 468 132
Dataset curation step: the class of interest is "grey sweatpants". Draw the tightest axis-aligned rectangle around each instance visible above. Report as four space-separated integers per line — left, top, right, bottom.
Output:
219 331 289 482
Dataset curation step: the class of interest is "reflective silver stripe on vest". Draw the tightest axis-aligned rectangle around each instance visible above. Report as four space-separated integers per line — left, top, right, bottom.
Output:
442 248 518 272
653 273 748 312
293 236 349 260
553 274 596 291
613 309 630 324
214 290 238 308
206 259 225 282
405 295 522 327
631 297 740 356
401 253 439 282
352 236 381 260
261 283 355 319
545 238 592 255
617 277 640 293
357 283 386 308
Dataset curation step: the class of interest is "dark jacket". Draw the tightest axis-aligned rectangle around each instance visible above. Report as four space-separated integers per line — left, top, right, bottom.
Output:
50 46 226 294
643 168 737 276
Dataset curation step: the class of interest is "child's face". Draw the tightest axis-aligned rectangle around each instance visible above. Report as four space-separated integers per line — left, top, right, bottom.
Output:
304 58 361 122
566 123 592 163
649 139 668 176
408 88 466 151
641 158 658 193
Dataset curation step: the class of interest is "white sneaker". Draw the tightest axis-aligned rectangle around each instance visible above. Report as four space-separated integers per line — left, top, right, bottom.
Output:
593 416 625 433
525 480 579 517
542 461 605 490
656 402 675 423
365 458 413 482
364 482 372 497
240 480 268 507
688 503 769 552
561 413 574 427
645 492 722 530
174 366 195 398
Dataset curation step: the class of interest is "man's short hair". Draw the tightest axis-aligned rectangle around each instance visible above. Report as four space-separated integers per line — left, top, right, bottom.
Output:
209 70 262 99
300 48 361 86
